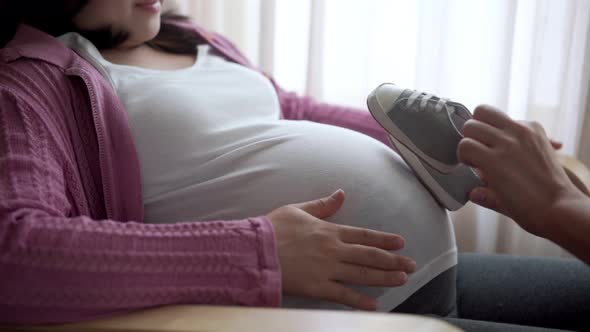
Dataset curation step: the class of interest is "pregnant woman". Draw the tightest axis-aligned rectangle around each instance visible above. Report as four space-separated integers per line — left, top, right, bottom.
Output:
0 0 457 323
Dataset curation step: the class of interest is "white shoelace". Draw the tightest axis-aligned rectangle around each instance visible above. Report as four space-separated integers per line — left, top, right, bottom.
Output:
406 90 449 112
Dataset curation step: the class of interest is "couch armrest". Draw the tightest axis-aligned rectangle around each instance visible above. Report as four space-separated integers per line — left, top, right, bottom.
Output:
8 306 462 332
559 155 590 196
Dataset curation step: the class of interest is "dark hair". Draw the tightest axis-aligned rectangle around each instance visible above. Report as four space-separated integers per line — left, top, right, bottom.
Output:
1 0 199 54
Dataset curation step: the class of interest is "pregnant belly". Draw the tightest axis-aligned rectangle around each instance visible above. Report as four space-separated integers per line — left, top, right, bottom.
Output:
143 120 456 310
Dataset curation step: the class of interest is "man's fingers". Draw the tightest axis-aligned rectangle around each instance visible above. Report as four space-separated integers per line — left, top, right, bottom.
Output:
469 187 505 214
338 244 416 273
458 138 493 170
319 282 377 311
550 139 563 150
463 119 507 148
332 263 408 287
338 226 405 250
472 105 514 130
473 168 488 186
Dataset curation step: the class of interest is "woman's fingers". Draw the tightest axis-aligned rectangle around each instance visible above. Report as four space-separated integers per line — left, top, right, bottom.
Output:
337 225 405 251
318 282 378 311
269 196 419 309
338 244 416 273
332 262 409 287
292 189 345 220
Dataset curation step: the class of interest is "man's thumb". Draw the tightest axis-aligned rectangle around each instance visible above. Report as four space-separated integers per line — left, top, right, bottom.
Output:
294 189 345 220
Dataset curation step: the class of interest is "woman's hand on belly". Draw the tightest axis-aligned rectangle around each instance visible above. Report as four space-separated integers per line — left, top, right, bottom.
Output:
266 189 417 311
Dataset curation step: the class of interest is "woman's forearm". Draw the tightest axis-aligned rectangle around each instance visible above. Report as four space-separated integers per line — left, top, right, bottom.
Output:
0 211 281 325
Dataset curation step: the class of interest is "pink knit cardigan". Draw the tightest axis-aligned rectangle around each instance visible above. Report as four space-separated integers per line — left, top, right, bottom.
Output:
0 22 392 324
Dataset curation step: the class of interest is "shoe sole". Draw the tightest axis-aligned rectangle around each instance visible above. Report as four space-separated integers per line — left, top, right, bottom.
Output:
367 86 459 174
386 134 464 211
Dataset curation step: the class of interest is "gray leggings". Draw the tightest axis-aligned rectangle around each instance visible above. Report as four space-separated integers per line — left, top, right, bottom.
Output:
392 254 590 332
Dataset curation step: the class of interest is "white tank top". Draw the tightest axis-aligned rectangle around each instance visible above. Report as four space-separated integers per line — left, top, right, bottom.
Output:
59 32 457 312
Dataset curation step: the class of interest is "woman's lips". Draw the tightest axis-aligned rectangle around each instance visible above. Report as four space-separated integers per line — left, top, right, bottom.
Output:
136 0 161 14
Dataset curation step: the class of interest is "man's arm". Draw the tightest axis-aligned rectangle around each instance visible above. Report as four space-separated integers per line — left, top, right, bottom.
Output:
545 195 590 264
458 105 590 264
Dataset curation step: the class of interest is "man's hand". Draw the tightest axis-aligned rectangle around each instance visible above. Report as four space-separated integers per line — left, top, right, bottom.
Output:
457 105 584 237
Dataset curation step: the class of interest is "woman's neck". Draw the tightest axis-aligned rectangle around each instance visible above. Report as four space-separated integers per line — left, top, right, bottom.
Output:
100 43 197 71
101 43 151 66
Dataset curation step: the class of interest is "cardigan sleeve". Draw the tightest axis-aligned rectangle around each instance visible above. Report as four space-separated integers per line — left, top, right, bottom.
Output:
0 88 281 325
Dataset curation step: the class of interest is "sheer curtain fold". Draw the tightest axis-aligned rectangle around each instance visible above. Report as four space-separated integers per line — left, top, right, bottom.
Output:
581 89 590 167
173 0 590 257
577 17 590 168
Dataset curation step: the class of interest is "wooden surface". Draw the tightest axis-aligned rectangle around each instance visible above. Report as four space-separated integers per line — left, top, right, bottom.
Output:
8 306 462 332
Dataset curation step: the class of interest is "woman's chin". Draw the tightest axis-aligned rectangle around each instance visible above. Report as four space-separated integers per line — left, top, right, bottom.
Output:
145 20 162 39
130 23 161 46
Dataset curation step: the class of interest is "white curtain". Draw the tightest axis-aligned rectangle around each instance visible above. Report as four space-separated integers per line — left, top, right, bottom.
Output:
173 0 590 257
